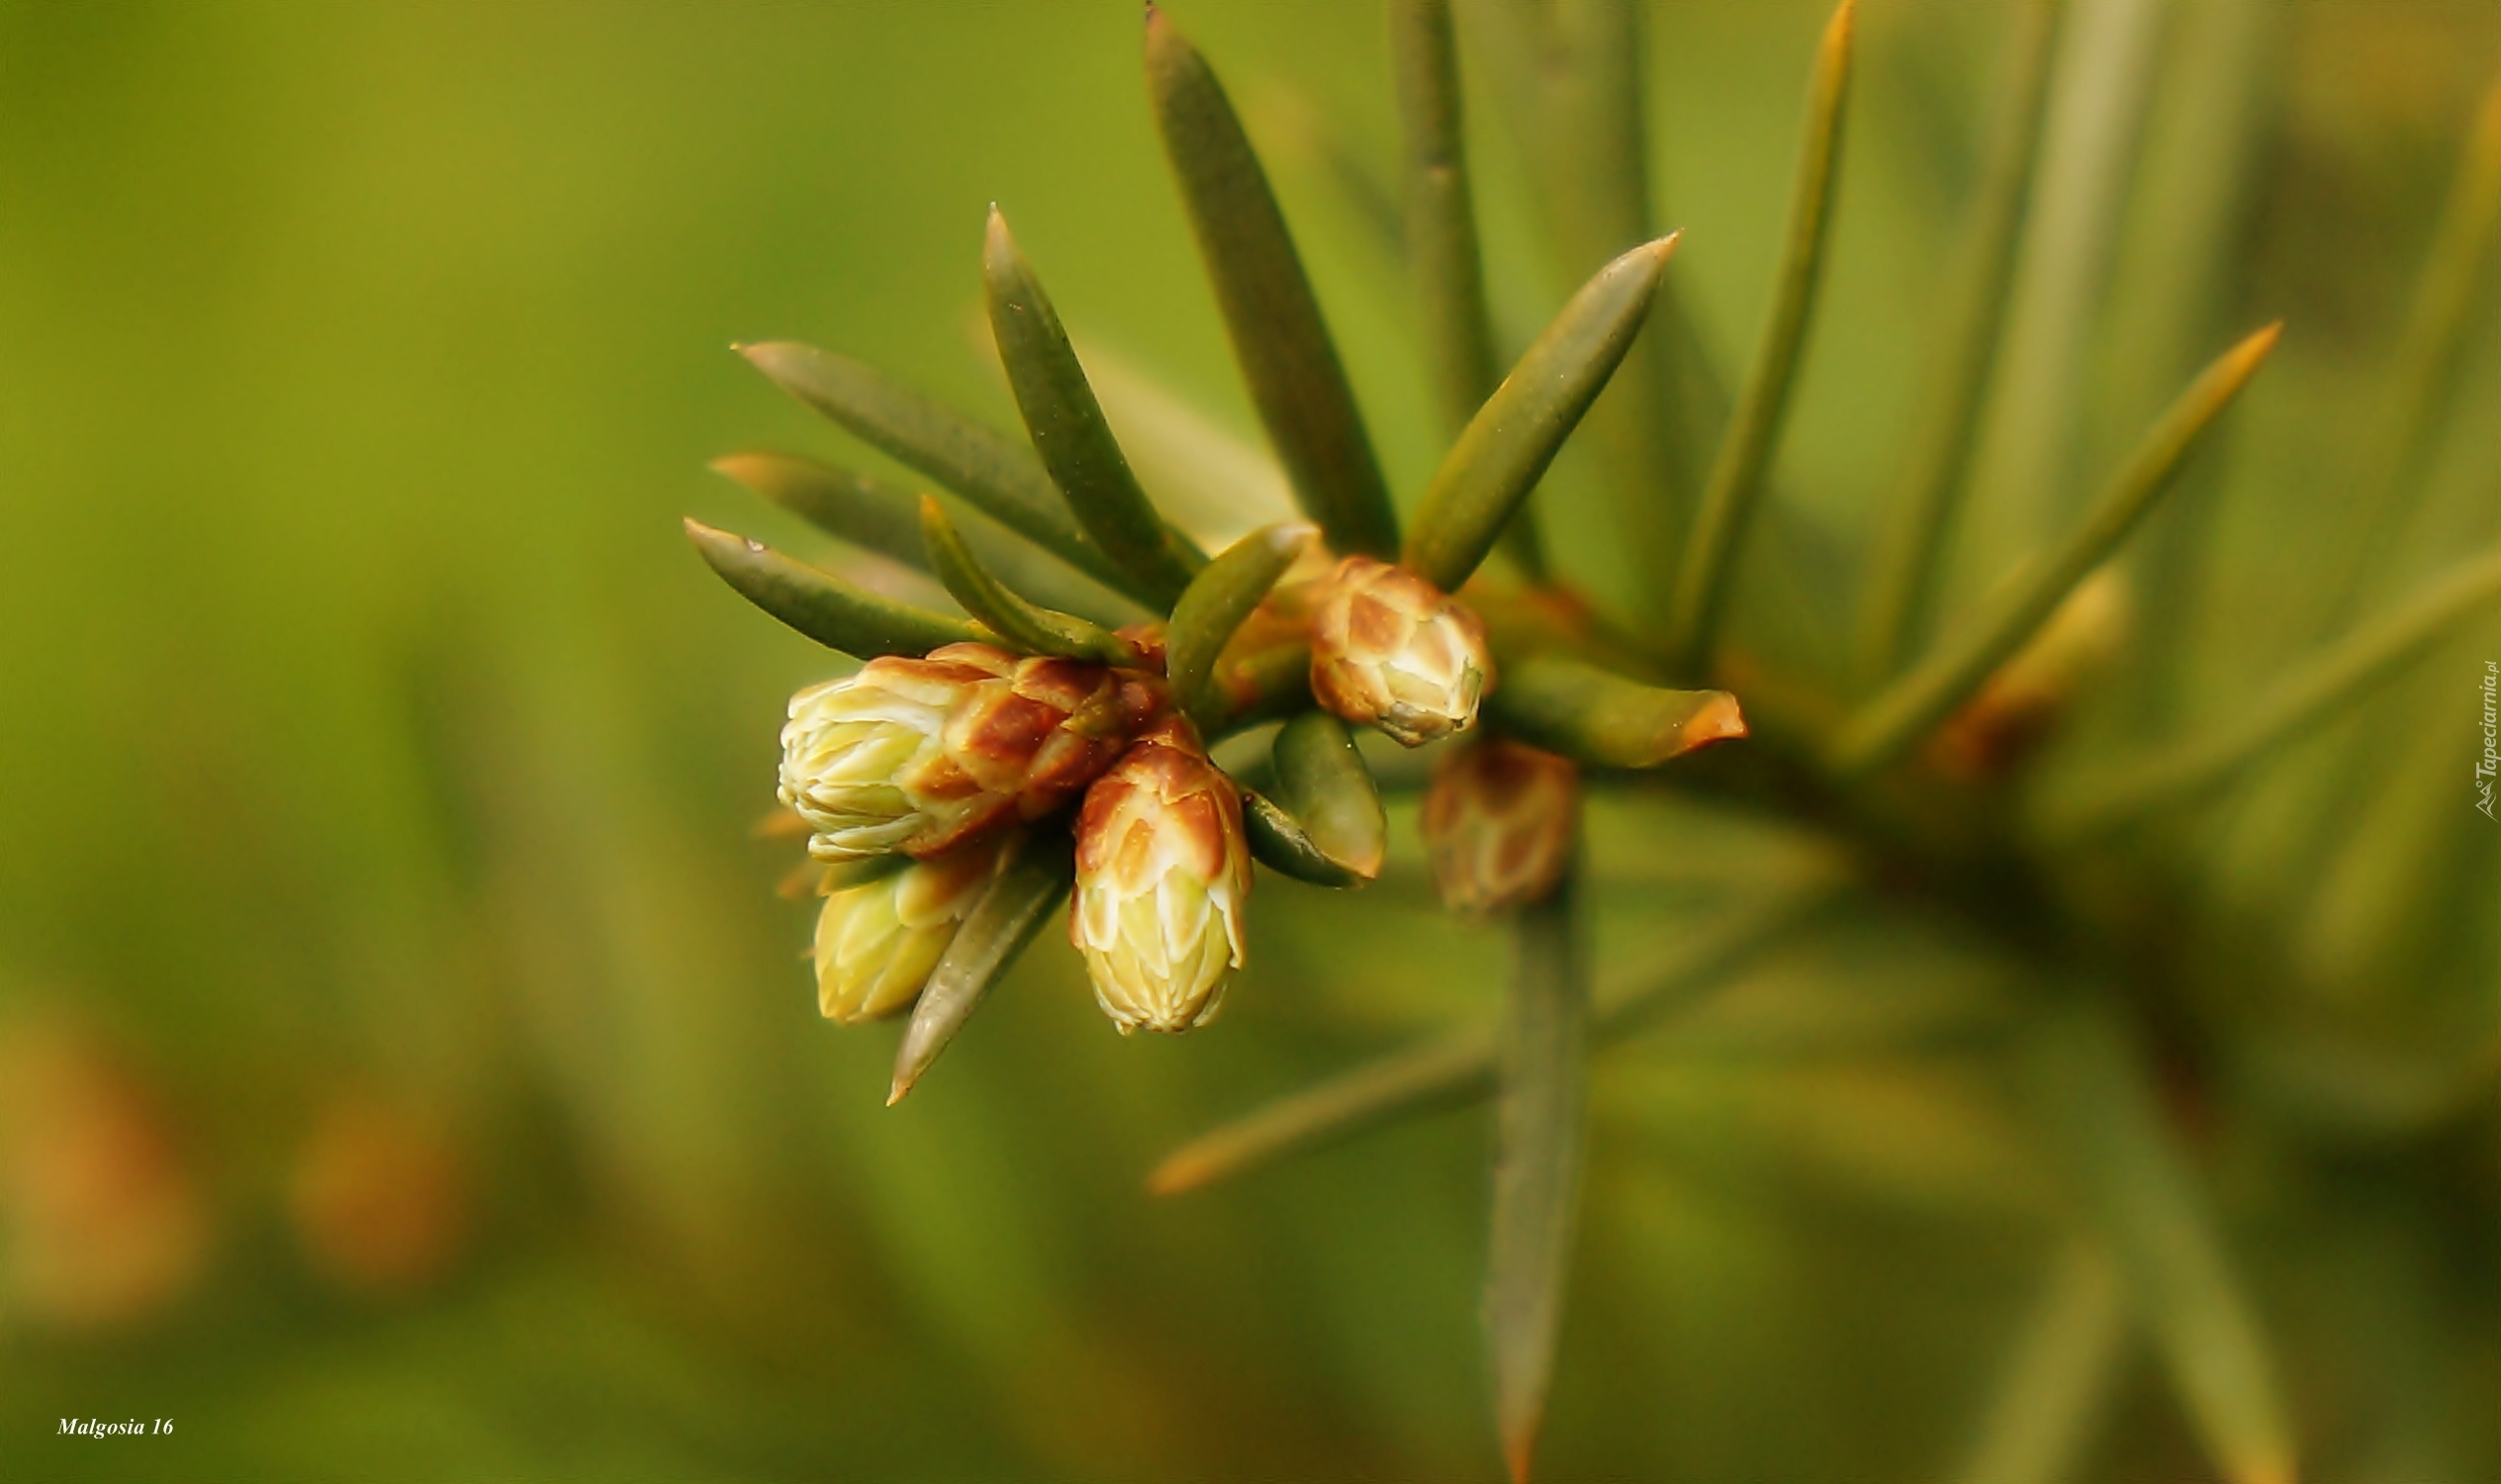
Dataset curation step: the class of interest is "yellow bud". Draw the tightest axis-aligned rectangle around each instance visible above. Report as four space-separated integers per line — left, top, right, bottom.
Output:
812 840 1002 1023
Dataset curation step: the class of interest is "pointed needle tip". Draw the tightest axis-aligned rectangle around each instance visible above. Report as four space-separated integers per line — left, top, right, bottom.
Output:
2224 322 2285 379
1692 692 1749 746
883 1079 910 1108
1503 1429 1538 1484
1145 1157 1203 1197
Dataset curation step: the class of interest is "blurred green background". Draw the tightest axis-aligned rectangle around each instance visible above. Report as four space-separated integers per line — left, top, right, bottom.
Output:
3 1 2498 1479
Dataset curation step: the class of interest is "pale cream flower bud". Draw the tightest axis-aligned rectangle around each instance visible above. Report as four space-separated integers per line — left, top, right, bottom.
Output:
1308 555 1492 747
812 840 1003 1024
1421 739 1580 918
1069 719 1250 1034
778 642 1162 861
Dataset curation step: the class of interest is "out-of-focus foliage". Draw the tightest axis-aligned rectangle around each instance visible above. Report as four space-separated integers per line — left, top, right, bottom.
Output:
1 2 2498 1480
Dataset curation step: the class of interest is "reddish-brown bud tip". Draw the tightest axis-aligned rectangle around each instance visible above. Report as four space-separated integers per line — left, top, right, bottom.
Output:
1685 692 1748 747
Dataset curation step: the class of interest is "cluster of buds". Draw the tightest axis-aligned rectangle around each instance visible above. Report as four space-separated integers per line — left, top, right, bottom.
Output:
1307 556 1591 919
777 635 1258 1036
706 17 1739 1080
761 527 1532 1044
747 491 1680 1055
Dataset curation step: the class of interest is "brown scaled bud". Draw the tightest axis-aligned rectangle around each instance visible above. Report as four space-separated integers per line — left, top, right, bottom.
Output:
1421 738 1580 918
1308 555 1492 747
779 642 1163 861
1070 719 1251 1034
